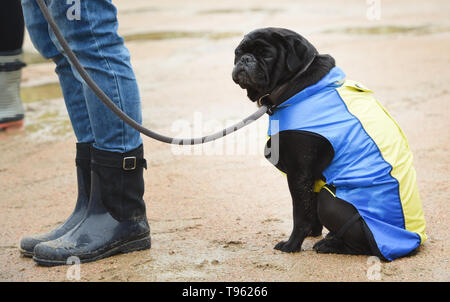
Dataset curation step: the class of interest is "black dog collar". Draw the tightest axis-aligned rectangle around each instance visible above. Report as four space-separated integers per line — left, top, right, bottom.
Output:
258 53 317 115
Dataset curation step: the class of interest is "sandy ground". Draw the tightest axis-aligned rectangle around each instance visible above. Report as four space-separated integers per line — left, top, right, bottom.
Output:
0 0 449 281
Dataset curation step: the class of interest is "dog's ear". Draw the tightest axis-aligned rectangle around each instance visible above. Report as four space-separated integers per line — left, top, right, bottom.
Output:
285 39 307 72
271 30 317 73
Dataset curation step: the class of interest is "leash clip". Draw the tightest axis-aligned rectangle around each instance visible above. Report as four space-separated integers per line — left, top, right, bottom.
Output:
257 94 277 116
266 105 277 116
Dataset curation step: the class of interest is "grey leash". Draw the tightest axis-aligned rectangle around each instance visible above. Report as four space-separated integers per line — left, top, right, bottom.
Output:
35 0 270 145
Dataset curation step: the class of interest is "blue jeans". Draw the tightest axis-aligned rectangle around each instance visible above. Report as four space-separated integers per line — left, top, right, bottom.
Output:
21 0 142 153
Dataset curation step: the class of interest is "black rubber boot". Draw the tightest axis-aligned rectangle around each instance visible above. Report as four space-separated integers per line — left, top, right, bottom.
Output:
33 144 150 266
19 143 91 257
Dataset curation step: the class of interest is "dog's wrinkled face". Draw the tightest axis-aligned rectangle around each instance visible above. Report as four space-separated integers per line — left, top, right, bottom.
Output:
232 27 318 102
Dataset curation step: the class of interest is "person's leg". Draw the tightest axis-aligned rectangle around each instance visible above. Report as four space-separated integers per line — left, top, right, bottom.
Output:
19 0 94 256
45 0 143 153
313 185 378 256
21 0 94 143
0 0 25 53
52 54 95 143
0 0 26 129
32 0 150 265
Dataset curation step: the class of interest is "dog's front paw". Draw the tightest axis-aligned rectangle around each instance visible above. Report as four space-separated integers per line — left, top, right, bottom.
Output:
274 240 302 253
308 225 323 237
313 236 346 254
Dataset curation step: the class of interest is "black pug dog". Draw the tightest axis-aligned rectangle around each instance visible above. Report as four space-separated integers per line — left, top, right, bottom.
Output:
232 27 368 255
232 28 427 259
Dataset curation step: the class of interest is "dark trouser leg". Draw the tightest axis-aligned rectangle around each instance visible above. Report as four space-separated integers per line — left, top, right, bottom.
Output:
0 0 24 53
0 1 25 127
313 186 375 255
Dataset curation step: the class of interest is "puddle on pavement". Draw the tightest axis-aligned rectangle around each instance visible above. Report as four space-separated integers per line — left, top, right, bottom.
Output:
323 25 450 35
198 8 282 14
14 82 72 140
23 51 50 65
25 109 73 138
21 82 63 104
123 31 242 42
120 7 281 15
120 7 162 15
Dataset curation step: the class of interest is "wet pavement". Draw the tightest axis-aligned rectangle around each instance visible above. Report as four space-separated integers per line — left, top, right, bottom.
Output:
0 0 449 281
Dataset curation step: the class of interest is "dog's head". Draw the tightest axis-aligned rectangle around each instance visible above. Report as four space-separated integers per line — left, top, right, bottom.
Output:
232 27 318 103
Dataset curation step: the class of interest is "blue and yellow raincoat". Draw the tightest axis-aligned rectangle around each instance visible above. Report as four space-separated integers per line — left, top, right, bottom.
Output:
268 67 426 261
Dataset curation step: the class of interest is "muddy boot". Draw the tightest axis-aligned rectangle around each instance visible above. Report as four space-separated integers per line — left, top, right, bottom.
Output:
33 144 151 266
19 143 91 257
0 52 26 130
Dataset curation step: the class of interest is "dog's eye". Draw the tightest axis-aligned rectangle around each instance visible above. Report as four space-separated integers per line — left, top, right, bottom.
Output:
256 48 273 60
257 50 273 60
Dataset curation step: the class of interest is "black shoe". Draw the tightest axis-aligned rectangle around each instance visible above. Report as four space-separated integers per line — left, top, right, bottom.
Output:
33 145 150 266
19 143 91 257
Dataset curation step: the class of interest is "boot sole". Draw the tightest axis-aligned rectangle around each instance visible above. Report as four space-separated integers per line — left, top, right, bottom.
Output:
0 119 24 130
19 248 34 258
33 235 151 267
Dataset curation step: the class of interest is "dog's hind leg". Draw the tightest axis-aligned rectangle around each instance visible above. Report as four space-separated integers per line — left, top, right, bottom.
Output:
313 186 375 256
